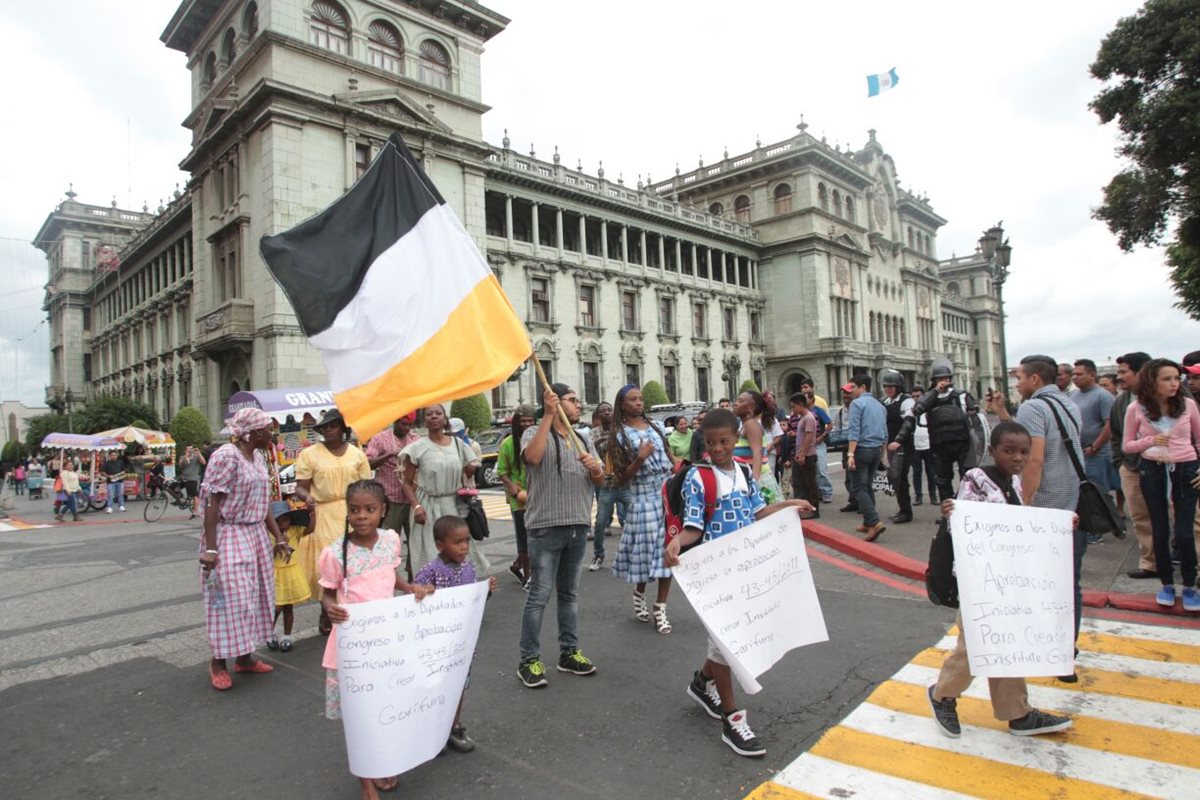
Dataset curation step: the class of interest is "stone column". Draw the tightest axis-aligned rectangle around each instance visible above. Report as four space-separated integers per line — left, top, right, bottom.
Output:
691 243 699 275
639 230 648 267
555 208 564 257
705 247 713 286
720 251 728 284
504 195 513 241
578 214 587 257
674 239 683 274
601 221 609 263
531 201 540 253
620 226 629 264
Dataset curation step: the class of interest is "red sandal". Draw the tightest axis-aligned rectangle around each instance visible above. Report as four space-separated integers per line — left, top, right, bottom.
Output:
209 665 233 691
234 660 274 675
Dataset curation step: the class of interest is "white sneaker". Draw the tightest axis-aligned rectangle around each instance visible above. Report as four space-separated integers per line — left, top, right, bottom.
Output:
106 507 113 514
588 555 603 572
119 505 126 512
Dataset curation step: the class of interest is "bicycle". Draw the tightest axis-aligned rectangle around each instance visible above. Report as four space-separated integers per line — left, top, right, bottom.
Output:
144 478 195 522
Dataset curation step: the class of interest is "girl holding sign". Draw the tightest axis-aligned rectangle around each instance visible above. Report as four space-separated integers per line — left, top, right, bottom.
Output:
927 421 1074 739
319 480 434 799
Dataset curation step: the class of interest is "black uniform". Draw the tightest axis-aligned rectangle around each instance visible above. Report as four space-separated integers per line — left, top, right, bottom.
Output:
883 392 914 516
896 387 976 503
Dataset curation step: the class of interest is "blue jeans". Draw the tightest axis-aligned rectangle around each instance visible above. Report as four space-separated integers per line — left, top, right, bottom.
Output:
520 524 588 660
852 446 883 526
1072 524 1086 643
58 493 78 518
1139 460 1199 587
815 442 834 501
592 485 631 559
106 480 125 509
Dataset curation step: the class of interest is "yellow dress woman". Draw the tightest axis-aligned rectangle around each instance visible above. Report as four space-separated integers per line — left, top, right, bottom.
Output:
293 409 370 633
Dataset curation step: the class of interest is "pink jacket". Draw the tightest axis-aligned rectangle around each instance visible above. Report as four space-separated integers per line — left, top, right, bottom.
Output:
1123 396 1200 464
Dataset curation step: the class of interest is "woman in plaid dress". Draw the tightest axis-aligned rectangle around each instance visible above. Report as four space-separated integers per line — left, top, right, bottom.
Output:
198 408 290 691
609 385 679 633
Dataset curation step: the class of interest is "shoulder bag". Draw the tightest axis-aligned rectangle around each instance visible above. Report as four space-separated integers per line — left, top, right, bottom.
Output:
1038 396 1125 538
453 438 490 541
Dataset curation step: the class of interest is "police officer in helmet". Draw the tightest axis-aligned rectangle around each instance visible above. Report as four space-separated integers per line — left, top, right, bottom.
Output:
892 359 979 503
879 369 916 524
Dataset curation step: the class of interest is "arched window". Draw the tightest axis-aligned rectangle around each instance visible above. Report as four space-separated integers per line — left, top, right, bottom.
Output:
773 183 792 214
832 189 842 218
418 39 451 90
203 51 217 86
845 195 856 223
243 2 258 38
907 227 914 248
709 202 724 216
310 0 349 54
947 281 960 297
818 182 828 211
923 234 931 255
734 194 751 223
900 319 907 347
367 20 403 73
221 28 237 66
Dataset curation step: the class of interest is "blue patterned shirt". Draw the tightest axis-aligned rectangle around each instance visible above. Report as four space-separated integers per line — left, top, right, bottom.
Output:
413 557 477 589
681 465 766 542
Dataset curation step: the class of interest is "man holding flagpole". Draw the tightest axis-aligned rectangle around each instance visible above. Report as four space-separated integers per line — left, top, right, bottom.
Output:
517 382 605 688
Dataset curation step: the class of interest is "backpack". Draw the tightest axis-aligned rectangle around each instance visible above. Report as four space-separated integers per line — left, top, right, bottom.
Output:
663 462 752 553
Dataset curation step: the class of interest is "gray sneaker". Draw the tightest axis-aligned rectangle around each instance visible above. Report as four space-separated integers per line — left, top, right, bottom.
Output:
927 685 961 738
1008 709 1072 736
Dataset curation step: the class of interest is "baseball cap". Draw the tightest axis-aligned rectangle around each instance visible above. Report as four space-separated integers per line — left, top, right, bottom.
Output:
1184 364 1200 376
840 382 855 392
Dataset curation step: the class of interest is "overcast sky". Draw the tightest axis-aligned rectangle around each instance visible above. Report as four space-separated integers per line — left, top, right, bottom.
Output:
1 0 1192 407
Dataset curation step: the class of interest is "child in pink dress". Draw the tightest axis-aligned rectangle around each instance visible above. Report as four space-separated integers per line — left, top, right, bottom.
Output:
319 479 433 800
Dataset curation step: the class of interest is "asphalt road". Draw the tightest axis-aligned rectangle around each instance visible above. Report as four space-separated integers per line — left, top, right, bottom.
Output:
0 493 953 800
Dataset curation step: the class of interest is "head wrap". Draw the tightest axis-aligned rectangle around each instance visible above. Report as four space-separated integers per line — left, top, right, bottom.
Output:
615 383 638 405
546 382 573 403
230 407 272 438
449 417 466 434
398 412 418 425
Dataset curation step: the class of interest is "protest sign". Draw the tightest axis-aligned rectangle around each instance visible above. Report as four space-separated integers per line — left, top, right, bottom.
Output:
949 499 1074 678
675 510 827 694
335 582 488 778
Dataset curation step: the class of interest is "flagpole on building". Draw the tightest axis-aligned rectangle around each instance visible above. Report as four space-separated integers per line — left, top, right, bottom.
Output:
529 352 579 451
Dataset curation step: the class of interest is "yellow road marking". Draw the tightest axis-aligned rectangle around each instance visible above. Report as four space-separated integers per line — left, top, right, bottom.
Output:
911 648 1200 709
809 726 1160 800
866 679 1200 770
743 781 825 800
950 624 1200 665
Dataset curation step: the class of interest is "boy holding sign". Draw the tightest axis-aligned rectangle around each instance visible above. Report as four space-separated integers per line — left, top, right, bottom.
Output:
664 409 812 757
928 422 1073 738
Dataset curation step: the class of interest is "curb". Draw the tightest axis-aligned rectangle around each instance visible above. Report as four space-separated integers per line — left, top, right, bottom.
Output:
802 520 1195 619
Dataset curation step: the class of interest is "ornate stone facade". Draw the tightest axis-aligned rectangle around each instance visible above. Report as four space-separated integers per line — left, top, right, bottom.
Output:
37 0 1007 426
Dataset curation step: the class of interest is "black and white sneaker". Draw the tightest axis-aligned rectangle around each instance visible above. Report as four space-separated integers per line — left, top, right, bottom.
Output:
721 710 766 757
927 685 961 738
588 555 604 572
518 656 549 688
447 725 476 753
687 671 723 719
1008 709 1072 736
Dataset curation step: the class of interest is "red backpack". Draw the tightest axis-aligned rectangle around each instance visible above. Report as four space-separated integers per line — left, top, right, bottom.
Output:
663 462 751 553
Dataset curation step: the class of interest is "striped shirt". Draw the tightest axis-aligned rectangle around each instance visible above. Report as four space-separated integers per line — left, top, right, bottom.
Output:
521 425 598 530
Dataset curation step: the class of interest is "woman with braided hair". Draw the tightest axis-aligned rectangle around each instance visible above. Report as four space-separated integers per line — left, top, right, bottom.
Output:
609 384 680 633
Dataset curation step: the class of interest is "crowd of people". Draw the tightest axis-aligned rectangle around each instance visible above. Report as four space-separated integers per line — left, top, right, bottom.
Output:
178 349 1200 795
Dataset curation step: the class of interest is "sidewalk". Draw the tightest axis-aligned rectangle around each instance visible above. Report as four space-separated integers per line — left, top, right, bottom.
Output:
807 477 1195 618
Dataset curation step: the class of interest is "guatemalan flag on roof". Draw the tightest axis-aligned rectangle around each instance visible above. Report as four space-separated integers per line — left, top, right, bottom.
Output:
260 132 530 441
866 68 899 97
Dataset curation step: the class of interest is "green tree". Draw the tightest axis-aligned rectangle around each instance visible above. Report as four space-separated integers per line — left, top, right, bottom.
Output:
1090 0 1200 316
2 441 26 463
23 413 75 454
739 378 761 394
79 397 161 434
450 394 492 434
129 418 151 430
641 380 669 407
169 406 213 456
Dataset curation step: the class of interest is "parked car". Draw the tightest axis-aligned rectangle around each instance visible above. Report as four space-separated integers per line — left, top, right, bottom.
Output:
646 402 709 430
473 427 508 488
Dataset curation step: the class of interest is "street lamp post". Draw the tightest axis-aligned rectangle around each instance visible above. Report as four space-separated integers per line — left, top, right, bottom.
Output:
978 222 1013 394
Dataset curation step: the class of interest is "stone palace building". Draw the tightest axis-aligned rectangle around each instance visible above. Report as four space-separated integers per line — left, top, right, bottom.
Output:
35 0 1007 427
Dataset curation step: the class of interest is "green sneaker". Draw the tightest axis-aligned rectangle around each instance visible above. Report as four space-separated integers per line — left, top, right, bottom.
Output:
518 656 548 688
557 648 597 676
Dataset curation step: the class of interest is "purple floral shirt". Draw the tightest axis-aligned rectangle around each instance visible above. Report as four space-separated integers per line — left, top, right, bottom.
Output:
413 557 477 589
957 468 1023 505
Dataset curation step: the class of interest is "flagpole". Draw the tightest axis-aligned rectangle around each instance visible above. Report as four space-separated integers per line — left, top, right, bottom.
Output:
529 352 579 452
